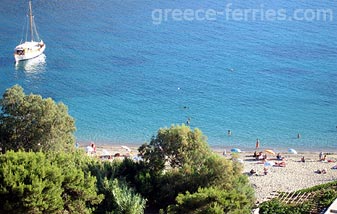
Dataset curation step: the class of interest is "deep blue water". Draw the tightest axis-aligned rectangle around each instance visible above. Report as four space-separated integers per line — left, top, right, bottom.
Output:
0 0 337 151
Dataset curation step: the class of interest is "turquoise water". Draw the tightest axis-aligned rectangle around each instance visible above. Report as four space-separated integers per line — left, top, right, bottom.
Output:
0 0 336 151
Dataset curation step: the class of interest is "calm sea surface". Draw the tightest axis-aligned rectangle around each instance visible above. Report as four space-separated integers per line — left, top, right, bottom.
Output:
0 0 336 151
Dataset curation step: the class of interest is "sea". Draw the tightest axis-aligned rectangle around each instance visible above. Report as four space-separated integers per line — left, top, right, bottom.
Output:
0 0 336 152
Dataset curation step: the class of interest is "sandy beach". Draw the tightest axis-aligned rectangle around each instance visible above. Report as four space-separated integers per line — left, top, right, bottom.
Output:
83 143 337 203
238 151 337 203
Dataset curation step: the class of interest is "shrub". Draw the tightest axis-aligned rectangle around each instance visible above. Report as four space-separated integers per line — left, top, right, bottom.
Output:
259 198 311 214
0 151 103 214
167 186 252 214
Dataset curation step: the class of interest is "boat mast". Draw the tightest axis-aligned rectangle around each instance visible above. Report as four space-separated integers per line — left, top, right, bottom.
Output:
29 0 34 41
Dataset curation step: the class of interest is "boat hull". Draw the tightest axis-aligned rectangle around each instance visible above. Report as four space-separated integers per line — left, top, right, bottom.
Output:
14 41 46 62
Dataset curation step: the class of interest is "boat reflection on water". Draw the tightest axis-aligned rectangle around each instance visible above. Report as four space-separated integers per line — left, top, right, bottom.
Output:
15 54 46 73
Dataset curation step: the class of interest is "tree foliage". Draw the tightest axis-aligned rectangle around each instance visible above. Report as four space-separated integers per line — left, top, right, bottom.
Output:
84 157 148 214
168 186 252 214
137 124 255 211
138 124 211 173
0 150 103 214
259 198 311 214
0 85 76 153
110 179 146 214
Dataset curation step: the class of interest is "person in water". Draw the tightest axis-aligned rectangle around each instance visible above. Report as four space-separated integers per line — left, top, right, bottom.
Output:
186 117 191 126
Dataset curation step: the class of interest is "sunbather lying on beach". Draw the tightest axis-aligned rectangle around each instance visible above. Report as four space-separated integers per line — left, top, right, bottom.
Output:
274 161 286 167
315 169 327 174
250 169 256 175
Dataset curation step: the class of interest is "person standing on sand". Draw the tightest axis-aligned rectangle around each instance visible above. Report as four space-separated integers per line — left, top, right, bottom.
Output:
263 167 268 175
91 142 96 154
256 138 260 150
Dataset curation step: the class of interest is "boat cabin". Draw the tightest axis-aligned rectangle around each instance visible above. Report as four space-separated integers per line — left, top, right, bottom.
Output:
15 49 25 55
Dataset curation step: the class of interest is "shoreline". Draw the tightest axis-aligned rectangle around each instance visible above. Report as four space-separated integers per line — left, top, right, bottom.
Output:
81 142 337 203
77 140 337 154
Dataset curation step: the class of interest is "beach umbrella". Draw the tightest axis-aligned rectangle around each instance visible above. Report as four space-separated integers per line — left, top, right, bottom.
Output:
288 148 297 154
231 148 241 153
121 145 131 152
264 161 275 167
264 149 276 155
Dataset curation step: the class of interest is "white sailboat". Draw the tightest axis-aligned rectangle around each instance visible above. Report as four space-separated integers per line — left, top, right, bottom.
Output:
14 0 45 62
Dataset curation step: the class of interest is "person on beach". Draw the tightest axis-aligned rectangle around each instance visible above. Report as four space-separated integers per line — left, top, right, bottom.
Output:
301 156 305 162
276 153 282 160
250 169 256 175
319 152 323 161
263 167 268 175
256 138 260 150
257 152 264 160
223 149 227 156
253 151 257 158
91 142 96 154
275 161 286 167
316 169 327 174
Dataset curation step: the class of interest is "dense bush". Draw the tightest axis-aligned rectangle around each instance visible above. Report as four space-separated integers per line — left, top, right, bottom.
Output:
317 189 337 208
110 179 146 214
259 198 311 214
89 160 148 214
0 150 103 214
167 186 253 214
259 180 337 214
296 180 337 193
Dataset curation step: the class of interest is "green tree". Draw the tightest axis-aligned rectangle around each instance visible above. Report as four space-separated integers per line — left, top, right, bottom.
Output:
168 186 252 214
109 179 146 214
0 85 76 153
0 150 103 214
0 151 63 214
47 151 104 214
138 124 211 173
137 124 255 211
